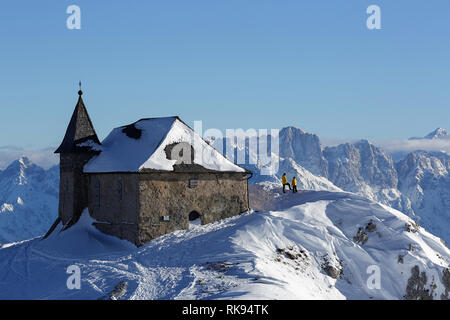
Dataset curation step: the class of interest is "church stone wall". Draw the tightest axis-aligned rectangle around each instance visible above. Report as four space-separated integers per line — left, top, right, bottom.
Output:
137 172 249 245
85 171 249 246
87 173 140 244
59 153 96 225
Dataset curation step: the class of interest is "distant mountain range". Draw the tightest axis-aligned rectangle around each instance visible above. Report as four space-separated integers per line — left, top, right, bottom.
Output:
0 128 449 247
218 127 450 245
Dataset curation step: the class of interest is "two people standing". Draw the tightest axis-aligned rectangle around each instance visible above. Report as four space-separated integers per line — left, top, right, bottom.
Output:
281 173 298 193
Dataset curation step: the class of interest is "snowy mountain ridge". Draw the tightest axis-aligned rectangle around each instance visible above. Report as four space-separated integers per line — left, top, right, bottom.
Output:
0 132 449 300
0 156 58 244
0 191 448 300
222 127 450 245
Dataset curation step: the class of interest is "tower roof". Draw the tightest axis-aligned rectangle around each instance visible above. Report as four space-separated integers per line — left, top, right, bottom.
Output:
55 90 101 154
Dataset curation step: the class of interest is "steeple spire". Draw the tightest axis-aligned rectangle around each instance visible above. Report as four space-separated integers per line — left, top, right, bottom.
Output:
55 87 101 153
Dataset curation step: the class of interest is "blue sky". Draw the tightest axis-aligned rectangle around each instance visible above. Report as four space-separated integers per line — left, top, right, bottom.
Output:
0 0 449 150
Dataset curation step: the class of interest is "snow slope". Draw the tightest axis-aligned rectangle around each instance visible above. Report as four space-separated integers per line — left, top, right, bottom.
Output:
0 192 448 300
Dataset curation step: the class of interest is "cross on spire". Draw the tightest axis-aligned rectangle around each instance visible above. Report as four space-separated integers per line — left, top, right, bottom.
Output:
78 81 83 96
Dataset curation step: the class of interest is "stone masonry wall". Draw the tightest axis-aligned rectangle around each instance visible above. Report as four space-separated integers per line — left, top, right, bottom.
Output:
87 173 140 244
59 153 96 225
137 172 249 245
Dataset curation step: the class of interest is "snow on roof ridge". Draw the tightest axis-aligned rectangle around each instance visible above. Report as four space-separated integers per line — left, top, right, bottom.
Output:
139 118 246 172
84 116 246 173
117 116 179 129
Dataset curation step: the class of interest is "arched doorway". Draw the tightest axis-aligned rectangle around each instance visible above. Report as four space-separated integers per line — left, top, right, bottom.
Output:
189 210 201 227
189 210 200 221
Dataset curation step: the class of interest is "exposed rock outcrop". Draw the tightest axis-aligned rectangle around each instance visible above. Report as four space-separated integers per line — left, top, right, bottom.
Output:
365 220 376 233
353 227 369 245
98 281 128 300
441 268 450 300
405 266 433 300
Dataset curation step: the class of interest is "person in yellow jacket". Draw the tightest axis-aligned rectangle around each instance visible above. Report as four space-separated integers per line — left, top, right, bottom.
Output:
281 173 291 193
292 176 298 193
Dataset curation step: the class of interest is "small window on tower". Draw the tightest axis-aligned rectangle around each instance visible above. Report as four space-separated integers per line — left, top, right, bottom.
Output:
95 179 100 208
117 178 123 200
63 179 68 192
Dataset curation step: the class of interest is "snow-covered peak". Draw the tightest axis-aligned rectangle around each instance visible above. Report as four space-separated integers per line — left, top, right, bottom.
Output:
424 128 450 140
0 158 58 244
354 139 372 147
410 128 450 140
0 156 44 186
18 156 32 167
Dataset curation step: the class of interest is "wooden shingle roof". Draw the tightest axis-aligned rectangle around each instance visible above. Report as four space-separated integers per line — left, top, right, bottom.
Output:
55 90 101 154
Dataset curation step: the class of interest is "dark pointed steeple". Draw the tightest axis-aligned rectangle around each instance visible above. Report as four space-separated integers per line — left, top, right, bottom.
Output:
55 88 101 153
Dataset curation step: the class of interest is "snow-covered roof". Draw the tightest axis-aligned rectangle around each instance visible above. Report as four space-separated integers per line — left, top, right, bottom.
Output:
84 117 246 173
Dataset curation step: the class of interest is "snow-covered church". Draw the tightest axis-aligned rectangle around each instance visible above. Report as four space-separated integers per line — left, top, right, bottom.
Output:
48 89 251 246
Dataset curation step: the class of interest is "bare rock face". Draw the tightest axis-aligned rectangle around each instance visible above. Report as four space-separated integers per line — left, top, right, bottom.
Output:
320 253 342 279
442 268 450 300
323 265 342 279
98 281 128 300
274 246 310 274
397 151 450 244
405 222 419 233
110 281 128 300
365 220 376 233
276 246 309 261
279 126 328 177
353 227 369 245
405 266 433 300
325 140 398 190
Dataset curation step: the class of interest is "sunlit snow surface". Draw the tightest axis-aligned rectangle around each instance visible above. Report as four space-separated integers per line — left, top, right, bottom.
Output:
84 117 244 173
0 191 448 300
